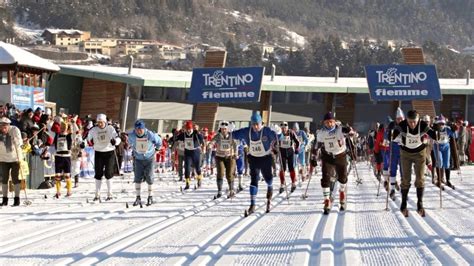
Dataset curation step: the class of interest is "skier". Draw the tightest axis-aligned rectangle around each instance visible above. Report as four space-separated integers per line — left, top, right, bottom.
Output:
277 122 300 193
374 122 387 180
383 108 404 200
86 114 121 201
292 123 308 182
210 121 238 198
316 112 350 214
0 117 23 206
172 128 185 181
232 111 277 215
432 115 456 189
128 120 162 206
175 121 204 190
53 121 74 198
235 138 246 192
392 110 437 217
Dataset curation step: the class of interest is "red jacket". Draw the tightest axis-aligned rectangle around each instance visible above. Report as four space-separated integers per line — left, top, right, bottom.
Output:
374 128 388 153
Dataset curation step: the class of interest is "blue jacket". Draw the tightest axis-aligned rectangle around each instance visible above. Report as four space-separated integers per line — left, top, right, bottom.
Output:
295 130 308 148
232 126 276 155
128 129 162 160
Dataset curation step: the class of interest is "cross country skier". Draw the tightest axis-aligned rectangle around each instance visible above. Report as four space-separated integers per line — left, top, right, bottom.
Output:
235 139 246 192
171 128 185 182
128 120 162 206
421 115 435 181
383 108 404 200
86 114 121 201
0 117 23 206
175 121 204 190
432 115 456 189
316 112 350 214
392 110 437 217
232 111 277 215
53 121 73 198
374 122 387 180
210 121 238 199
277 122 300 194
292 123 308 182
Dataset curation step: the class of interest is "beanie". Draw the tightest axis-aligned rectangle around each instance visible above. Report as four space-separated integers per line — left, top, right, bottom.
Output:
134 120 145 129
396 107 405 119
250 111 262 124
323 112 335 121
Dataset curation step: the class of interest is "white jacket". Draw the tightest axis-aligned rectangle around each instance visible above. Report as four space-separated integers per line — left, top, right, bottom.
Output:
87 125 121 152
0 126 23 163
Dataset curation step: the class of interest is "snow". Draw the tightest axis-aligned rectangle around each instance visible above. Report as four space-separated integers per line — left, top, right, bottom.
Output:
12 23 43 41
0 163 473 265
0 41 60 71
278 26 306 48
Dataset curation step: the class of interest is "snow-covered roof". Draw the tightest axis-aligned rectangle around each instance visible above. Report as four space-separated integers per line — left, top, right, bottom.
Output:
59 64 474 95
43 29 84 35
0 41 60 72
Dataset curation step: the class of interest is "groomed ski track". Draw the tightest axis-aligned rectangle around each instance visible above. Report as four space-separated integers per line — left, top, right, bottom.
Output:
0 163 473 265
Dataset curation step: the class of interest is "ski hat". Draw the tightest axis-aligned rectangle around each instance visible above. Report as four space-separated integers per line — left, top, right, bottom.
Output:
250 111 262 124
422 115 430 122
219 121 229 129
463 121 469 126
134 120 145 129
396 107 405 119
323 112 335 121
435 114 446 124
0 117 11 124
293 122 300 131
386 116 393 124
45 108 52 116
185 120 193 130
96 114 107 122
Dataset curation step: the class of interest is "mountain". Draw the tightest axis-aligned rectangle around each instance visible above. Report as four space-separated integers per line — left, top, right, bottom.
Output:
3 0 473 48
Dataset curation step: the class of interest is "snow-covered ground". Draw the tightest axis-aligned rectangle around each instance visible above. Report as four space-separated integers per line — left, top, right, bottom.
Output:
0 163 473 265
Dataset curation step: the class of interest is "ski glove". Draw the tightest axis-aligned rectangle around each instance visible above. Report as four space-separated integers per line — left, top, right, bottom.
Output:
110 138 116 146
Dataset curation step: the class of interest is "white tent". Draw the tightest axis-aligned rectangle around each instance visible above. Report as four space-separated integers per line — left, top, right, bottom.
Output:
0 41 60 72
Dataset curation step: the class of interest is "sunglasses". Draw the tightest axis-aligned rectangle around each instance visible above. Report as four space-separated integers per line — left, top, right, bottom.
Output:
221 122 229 126
280 123 288 127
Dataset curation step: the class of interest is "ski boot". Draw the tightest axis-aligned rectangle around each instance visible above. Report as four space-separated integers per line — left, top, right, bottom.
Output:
434 181 445 191
146 196 153 206
290 183 296 193
279 186 285 194
238 184 244 192
66 191 72 197
417 201 425 217
1 197 7 206
105 193 113 201
13 197 20 207
227 190 235 199
214 191 222 200
266 191 272 213
133 196 142 206
383 181 389 192
394 181 400 191
389 189 396 201
184 178 190 190
74 176 79 188
416 188 425 217
339 191 346 211
400 188 409 217
55 192 61 199
93 193 100 201
197 175 202 188
323 199 332 215
245 204 256 217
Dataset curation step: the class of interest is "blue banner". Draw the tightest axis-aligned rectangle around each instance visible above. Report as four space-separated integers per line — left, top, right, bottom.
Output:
11 85 33 110
189 67 264 103
365 65 442 101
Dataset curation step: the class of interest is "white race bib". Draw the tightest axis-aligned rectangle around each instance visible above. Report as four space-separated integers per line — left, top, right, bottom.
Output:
136 138 148 154
438 131 449 144
57 137 67 152
405 124 422 149
249 140 266 157
220 140 231 151
184 137 195 150
280 136 291 149
97 131 108 144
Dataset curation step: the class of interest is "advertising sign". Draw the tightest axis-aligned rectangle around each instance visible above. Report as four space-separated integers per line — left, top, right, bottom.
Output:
189 67 264 103
365 65 442 101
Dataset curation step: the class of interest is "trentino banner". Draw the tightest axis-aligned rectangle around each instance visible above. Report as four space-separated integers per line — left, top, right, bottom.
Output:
365 64 442 101
189 67 264 103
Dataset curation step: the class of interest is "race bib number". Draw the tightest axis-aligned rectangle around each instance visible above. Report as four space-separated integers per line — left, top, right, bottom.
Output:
185 138 194 150
136 138 148 154
220 140 231 151
57 137 67 152
97 132 107 144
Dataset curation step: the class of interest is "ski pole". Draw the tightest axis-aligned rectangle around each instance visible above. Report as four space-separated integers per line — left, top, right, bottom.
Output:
385 130 393 211
436 131 442 208
113 148 126 193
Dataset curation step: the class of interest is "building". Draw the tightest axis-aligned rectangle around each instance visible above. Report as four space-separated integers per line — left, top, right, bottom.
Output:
47 64 474 134
41 29 91 46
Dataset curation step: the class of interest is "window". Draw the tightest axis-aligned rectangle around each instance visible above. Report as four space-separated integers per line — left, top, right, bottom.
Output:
272 92 286 103
162 120 178 133
1 71 8 85
311 93 324 103
289 92 308 103
141 119 159 132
